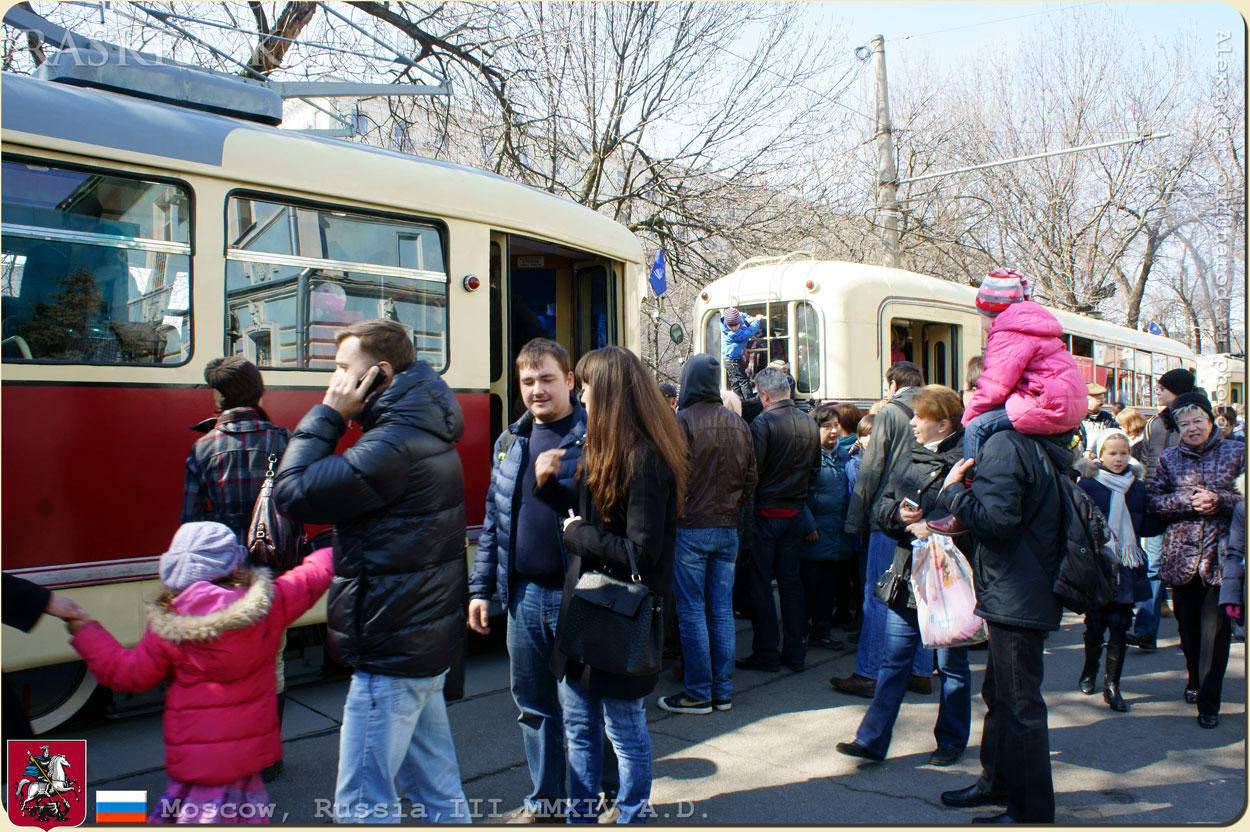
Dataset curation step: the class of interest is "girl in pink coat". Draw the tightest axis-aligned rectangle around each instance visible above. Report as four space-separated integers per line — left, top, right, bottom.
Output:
960 268 1087 457
68 522 333 824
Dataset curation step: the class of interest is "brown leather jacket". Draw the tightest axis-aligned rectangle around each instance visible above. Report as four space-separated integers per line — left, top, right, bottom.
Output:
677 401 757 527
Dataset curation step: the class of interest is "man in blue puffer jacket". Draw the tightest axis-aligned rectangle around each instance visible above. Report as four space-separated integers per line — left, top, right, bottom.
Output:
468 338 616 822
275 318 469 823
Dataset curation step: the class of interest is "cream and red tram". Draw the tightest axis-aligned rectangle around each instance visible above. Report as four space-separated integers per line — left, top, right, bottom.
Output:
1 68 644 729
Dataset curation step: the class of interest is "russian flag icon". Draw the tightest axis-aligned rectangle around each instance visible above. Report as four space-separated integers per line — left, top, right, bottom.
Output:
95 791 147 823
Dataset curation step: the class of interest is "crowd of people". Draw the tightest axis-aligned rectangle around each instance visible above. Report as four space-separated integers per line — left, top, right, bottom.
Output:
3 265 1245 825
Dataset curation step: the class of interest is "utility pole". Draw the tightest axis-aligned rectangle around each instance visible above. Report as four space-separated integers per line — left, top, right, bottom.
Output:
870 34 901 269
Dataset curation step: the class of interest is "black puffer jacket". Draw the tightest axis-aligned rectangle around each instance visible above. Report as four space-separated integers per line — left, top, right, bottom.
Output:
677 354 757 527
936 430 1074 631
873 429 965 609
274 362 467 678
751 399 821 510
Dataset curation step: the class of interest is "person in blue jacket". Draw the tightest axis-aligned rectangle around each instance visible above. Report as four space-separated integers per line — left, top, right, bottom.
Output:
720 307 762 401
1074 428 1162 712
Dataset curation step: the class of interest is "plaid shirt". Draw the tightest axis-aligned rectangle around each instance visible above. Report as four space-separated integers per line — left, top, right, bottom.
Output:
181 407 290 540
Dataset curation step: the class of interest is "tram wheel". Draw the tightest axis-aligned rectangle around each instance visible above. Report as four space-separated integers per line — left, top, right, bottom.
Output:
12 661 98 734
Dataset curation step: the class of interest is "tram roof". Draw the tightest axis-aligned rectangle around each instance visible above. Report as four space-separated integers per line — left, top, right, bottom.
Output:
0 72 643 264
701 260 1195 357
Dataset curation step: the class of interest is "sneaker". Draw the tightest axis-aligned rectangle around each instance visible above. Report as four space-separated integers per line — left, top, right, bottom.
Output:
712 698 732 711
657 693 713 714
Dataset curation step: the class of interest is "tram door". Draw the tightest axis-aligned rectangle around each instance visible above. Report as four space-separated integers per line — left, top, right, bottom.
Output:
487 233 619 443
884 307 964 389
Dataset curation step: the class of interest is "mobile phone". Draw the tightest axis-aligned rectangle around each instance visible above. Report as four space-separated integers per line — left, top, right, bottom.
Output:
901 496 921 511
361 365 387 398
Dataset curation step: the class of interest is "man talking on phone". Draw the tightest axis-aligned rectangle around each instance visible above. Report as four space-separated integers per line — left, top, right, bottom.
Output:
275 318 471 823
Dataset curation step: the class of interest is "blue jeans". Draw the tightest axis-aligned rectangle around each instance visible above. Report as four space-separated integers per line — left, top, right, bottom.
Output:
1132 535 1167 638
748 514 807 665
854 532 933 679
854 605 971 758
558 678 651 824
963 407 1012 463
509 580 619 814
673 527 738 702
334 670 470 824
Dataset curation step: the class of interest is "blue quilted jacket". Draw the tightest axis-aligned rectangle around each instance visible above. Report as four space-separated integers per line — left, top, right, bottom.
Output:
469 403 586 608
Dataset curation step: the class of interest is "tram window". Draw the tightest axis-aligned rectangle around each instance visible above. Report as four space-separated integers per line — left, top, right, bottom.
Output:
795 301 820 394
226 195 448 371
1 160 192 365
1070 336 1094 359
703 313 722 360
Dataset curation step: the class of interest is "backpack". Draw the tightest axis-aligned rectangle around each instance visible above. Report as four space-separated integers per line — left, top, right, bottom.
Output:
246 453 305 577
1028 440 1119 613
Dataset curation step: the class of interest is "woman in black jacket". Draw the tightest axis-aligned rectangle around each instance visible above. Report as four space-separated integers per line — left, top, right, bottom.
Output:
836 385 971 766
535 346 689 824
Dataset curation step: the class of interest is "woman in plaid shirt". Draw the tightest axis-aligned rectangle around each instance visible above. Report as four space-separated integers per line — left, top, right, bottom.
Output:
181 356 290 542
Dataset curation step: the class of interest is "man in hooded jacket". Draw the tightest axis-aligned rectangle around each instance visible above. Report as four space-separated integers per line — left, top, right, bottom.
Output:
275 318 470 824
659 354 757 714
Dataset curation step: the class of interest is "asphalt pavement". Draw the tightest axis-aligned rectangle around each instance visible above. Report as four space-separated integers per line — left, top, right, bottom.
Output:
45 610 1245 825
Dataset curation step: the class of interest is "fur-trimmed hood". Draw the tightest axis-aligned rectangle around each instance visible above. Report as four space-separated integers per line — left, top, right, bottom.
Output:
147 566 273 643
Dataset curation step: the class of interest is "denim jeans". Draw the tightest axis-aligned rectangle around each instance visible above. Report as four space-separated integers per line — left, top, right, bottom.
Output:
963 407 1012 464
558 678 651 824
748 514 807 665
977 623 1054 823
1132 535 1167 638
854 605 971 758
508 580 619 814
854 533 933 679
334 670 471 824
673 526 738 702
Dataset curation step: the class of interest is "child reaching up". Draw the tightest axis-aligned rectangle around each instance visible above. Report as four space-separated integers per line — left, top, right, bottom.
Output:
928 269 1086 536
720 307 763 401
68 522 334 824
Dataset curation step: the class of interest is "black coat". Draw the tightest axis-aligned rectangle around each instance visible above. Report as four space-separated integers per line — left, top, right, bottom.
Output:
751 399 821 510
3 573 51 742
275 362 468 678
936 430 1074 631
873 429 965 608
538 444 677 700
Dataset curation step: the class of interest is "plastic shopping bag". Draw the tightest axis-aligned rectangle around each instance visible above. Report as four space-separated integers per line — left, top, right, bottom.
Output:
910 534 987 649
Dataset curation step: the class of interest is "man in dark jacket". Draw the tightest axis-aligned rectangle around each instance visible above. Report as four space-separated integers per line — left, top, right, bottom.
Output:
1128 368 1194 649
933 429 1072 824
736 366 820 672
468 339 615 822
661 354 757 713
834 361 933 697
275 319 470 823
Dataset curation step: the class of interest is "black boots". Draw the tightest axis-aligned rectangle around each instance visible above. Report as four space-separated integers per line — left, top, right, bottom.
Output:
1103 643 1127 712
1078 636 1101 695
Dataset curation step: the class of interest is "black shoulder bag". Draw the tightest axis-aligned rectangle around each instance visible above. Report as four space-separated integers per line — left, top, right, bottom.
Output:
557 546 664 677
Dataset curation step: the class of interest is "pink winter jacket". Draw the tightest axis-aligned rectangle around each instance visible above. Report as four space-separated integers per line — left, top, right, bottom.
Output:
71 548 334 786
962 301 1087 435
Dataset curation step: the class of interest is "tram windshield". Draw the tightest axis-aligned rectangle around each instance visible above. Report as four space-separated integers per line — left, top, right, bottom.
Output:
703 300 821 395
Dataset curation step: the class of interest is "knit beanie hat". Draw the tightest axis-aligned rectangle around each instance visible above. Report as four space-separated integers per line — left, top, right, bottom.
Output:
723 307 742 327
204 356 265 411
160 522 248 594
1169 392 1214 423
976 268 1029 316
1158 368 1196 396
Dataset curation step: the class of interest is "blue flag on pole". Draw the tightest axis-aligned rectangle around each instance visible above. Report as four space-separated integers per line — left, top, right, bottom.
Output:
649 250 667 296
1147 322 1163 335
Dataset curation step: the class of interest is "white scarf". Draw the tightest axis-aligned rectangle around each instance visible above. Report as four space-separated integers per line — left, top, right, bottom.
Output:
1093 467 1146 568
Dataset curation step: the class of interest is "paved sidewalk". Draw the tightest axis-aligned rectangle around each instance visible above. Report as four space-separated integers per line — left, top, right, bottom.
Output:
50 612 1245 824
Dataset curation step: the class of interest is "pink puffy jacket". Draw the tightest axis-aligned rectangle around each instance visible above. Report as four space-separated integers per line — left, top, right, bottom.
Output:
71 548 333 786
962 301 1087 435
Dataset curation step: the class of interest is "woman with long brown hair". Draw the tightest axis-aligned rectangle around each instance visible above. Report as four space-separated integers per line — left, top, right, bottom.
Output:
534 346 689 823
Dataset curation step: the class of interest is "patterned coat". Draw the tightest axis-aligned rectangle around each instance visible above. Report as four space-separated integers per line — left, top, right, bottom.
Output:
1148 432 1245 587
182 407 290 540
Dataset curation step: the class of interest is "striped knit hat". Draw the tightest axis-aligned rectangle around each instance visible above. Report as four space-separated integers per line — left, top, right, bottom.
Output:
976 268 1030 316
723 307 742 326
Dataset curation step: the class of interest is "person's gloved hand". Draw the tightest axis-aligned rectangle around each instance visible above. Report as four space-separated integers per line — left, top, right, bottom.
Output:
1223 604 1242 620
